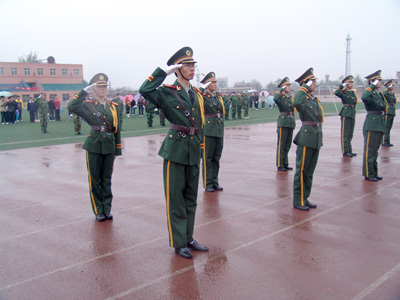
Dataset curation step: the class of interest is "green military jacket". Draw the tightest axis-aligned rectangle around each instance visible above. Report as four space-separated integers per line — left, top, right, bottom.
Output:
383 89 397 116
361 84 387 133
237 94 243 106
293 85 324 149
34 98 49 115
242 94 250 107
113 97 124 121
273 88 296 129
223 96 230 109
202 91 224 138
230 95 237 105
139 67 204 166
67 90 122 156
334 84 358 119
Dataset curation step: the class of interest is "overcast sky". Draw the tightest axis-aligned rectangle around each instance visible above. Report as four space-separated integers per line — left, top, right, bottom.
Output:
1 0 399 89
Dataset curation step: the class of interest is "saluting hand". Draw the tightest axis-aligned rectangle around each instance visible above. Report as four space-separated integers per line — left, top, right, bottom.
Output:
306 80 313 87
162 64 182 76
343 82 348 88
372 80 379 86
201 81 211 90
83 83 97 94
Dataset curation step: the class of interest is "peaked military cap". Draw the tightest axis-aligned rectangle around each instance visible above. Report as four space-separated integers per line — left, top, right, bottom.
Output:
89 73 108 86
295 68 318 85
342 75 354 83
365 70 382 81
384 79 394 87
200 72 217 84
167 46 197 66
278 77 291 88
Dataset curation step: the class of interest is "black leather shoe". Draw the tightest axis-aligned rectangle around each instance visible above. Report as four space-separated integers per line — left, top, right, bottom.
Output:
188 240 209 252
351 153 357 156
382 144 390 147
375 175 383 180
277 167 287 171
343 153 353 157
284 166 293 170
213 186 223 191
205 188 215 192
365 177 378 182
175 247 193 259
104 212 113 220
306 201 317 208
96 213 106 222
389 144 393 147
294 205 309 211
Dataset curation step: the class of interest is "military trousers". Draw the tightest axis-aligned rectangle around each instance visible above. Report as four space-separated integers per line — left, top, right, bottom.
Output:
163 160 199 249
276 127 294 168
363 130 383 178
73 114 81 133
86 151 115 215
293 145 320 207
225 108 230 120
231 105 237 119
202 135 224 189
383 114 395 145
340 116 355 154
237 105 242 119
244 104 249 117
39 113 48 132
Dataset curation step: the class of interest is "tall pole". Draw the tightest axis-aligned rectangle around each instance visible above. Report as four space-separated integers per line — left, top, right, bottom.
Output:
345 34 352 77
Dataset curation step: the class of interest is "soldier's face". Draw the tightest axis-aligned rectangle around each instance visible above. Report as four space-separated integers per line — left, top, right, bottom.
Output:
179 63 195 80
309 80 317 92
208 81 217 92
94 85 108 98
284 85 291 93
375 80 382 89
347 82 353 89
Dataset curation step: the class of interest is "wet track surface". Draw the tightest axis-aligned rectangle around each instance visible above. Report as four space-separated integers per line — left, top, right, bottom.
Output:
0 113 399 299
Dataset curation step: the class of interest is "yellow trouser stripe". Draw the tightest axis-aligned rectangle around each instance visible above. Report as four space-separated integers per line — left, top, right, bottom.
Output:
166 160 173 247
203 136 207 189
277 127 282 167
365 132 370 177
86 151 97 214
301 146 306 206
341 117 345 153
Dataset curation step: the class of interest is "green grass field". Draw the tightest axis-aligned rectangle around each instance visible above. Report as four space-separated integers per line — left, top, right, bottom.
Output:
0 102 363 151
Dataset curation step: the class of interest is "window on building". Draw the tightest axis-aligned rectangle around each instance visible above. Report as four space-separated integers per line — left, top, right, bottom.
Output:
37 68 43 76
50 94 57 101
62 94 70 101
62 69 68 76
50 69 56 76
24 68 31 76
73 69 80 76
0 68 4 75
11 68 17 75
22 95 30 102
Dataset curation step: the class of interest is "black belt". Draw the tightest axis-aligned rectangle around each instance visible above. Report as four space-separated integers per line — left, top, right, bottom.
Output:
280 112 294 117
205 113 222 119
343 104 356 108
169 123 199 136
302 121 321 127
366 111 384 115
91 125 112 133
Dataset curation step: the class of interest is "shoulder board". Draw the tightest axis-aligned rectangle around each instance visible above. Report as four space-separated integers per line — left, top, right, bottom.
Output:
84 100 97 104
109 101 119 106
163 84 177 89
193 87 201 94
276 91 281 95
299 87 308 93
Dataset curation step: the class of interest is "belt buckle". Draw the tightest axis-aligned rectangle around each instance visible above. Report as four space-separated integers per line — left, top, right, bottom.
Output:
316 123 320 128
99 126 105 132
217 113 221 118
189 127 195 135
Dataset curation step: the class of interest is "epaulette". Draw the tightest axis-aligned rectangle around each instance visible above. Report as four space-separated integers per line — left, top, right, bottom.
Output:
299 87 308 93
163 84 177 89
84 100 97 104
366 87 372 92
193 87 202 94
276 91 281 95
109 101 119 106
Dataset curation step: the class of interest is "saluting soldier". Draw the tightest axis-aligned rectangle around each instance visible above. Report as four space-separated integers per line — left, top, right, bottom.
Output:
223 92 230 120
200 72 225 192
67 73 122 221
139 46 208 259
334 75 358 157
382 79 397 147
292 68 324 211
243 91 250 118
361 70 386 181
273 77 296 171
34 93 49 133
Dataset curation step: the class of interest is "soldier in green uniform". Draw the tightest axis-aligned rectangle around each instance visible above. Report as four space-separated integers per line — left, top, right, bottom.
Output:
223 92 230 120
159 108 166 126
67 73 122 221
361 70 386 181
139 46 208 259
34 93 49 133
146 100 155 127
200 72 225 192
230 92 237 119
112 93 124 131
273 77 296 171
292 68 324 211
382 79 397 147
334 75 358 157
243 91 250 118
237 92 243 119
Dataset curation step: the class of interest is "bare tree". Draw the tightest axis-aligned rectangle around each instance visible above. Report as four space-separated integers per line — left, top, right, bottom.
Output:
18 51 42 63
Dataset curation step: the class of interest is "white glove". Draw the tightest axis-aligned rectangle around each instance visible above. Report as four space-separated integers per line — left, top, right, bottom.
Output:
84 83 97 94
343 82 348 88
201 81 211 90
388 84 393 88
38 94 42 99
372 80 379 86
306 80 313 87
162 64 182 76
281 85 286 90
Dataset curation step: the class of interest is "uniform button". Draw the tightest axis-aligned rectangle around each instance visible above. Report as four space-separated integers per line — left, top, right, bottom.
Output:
192 117 195 120
104 122 106 125
176 106 180 109
103 136 106 138
169 135 172 138
208 121 210 123
305 129 307 132
192 108 195 111
191 137 193 140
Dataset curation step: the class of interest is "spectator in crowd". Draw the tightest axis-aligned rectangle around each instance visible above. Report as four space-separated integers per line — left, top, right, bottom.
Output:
0 96 7 124
27 97 36 122
137 95 144 117
55 96 61 121
15 95 23 122
7 96 16 124
125 97 131 117
130 98 136 115
48 96 56 121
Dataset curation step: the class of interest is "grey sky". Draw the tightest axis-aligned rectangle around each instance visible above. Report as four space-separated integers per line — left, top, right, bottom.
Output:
1 0 399 89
